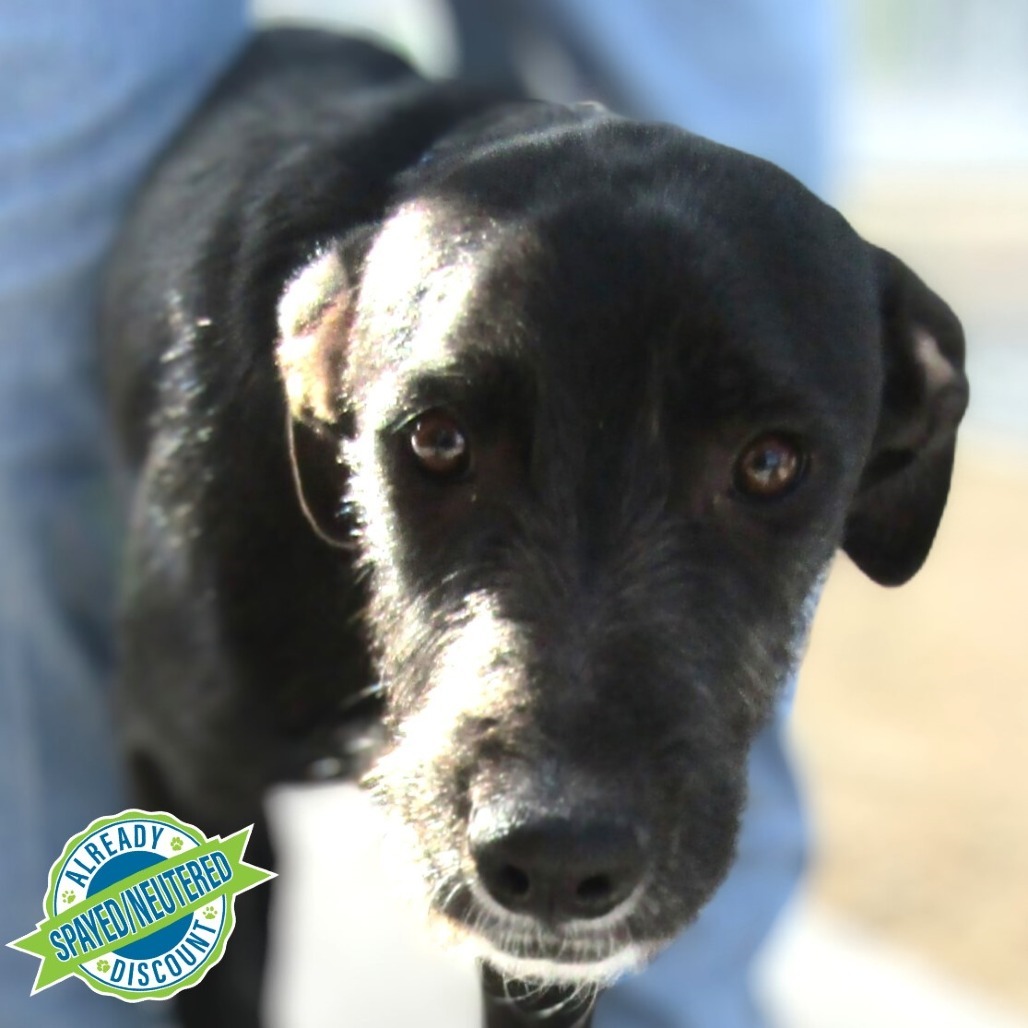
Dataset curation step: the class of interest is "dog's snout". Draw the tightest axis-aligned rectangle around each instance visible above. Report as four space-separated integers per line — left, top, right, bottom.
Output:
470 809 647 922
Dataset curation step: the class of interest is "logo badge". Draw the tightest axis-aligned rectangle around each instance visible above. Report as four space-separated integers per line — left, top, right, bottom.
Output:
7 809 275 1001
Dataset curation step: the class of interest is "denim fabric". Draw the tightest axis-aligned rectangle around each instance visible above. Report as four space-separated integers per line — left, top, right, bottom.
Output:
0 5 247 1023
493 0 838 193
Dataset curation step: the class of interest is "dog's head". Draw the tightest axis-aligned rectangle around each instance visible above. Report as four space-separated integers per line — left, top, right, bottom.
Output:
275 108 967 984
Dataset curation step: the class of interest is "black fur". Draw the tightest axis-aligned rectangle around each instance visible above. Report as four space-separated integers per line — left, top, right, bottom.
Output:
102 29 967 1028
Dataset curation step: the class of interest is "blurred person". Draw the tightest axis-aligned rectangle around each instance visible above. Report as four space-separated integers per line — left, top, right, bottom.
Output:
0 2 835 1026
447 0 833 191
0 5 248 1026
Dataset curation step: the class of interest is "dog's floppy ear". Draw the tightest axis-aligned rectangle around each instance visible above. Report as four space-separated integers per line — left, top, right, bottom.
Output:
276 247 354 547
843 246 969 586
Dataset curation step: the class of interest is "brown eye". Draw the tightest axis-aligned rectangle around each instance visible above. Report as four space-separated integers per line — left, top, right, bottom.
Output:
734 434 805 499
409 410 470 478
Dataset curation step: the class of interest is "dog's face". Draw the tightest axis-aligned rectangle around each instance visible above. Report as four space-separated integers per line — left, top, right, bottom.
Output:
276 113 967 984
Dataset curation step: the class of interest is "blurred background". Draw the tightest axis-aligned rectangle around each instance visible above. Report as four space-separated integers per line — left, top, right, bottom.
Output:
795 0 1028 1020
248 0 1028 1024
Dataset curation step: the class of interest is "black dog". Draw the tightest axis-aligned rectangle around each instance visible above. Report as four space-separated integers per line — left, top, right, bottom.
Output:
102 29 968 1028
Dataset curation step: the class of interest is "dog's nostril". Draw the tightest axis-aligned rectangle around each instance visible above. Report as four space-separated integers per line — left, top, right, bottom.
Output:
470 812 646 922
576 874 612 903
498 864 531 899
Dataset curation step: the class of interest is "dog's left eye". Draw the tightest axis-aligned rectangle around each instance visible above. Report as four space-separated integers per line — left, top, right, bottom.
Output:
409 410 471 478
733 434 806 500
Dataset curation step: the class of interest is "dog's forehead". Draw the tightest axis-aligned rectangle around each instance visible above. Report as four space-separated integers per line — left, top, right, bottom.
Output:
353 197 660 424
355 198 500 370
353 138 879 434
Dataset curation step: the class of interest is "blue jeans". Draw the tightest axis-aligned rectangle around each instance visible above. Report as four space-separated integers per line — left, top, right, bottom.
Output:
0 5 247 1024
0 3 826 1025
581 0 837 190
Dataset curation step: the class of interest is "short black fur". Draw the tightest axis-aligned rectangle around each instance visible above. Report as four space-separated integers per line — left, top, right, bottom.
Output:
102 29 967 1028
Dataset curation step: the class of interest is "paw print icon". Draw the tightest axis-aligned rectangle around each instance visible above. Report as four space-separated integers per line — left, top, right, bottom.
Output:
96 959 110 973
60 890 75 905
170 836 184 851
203 905 217 920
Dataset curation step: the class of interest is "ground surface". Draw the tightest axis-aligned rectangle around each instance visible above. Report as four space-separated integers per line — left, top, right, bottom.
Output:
793 171 1028 1014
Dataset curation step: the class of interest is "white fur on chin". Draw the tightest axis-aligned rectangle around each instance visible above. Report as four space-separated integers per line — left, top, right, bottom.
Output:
471 937 657 988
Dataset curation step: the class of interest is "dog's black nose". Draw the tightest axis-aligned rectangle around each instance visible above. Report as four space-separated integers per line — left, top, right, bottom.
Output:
469 812 647 922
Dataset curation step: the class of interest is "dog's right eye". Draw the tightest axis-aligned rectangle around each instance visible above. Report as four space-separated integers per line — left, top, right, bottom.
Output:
733 433 806 500
409 410 471 478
